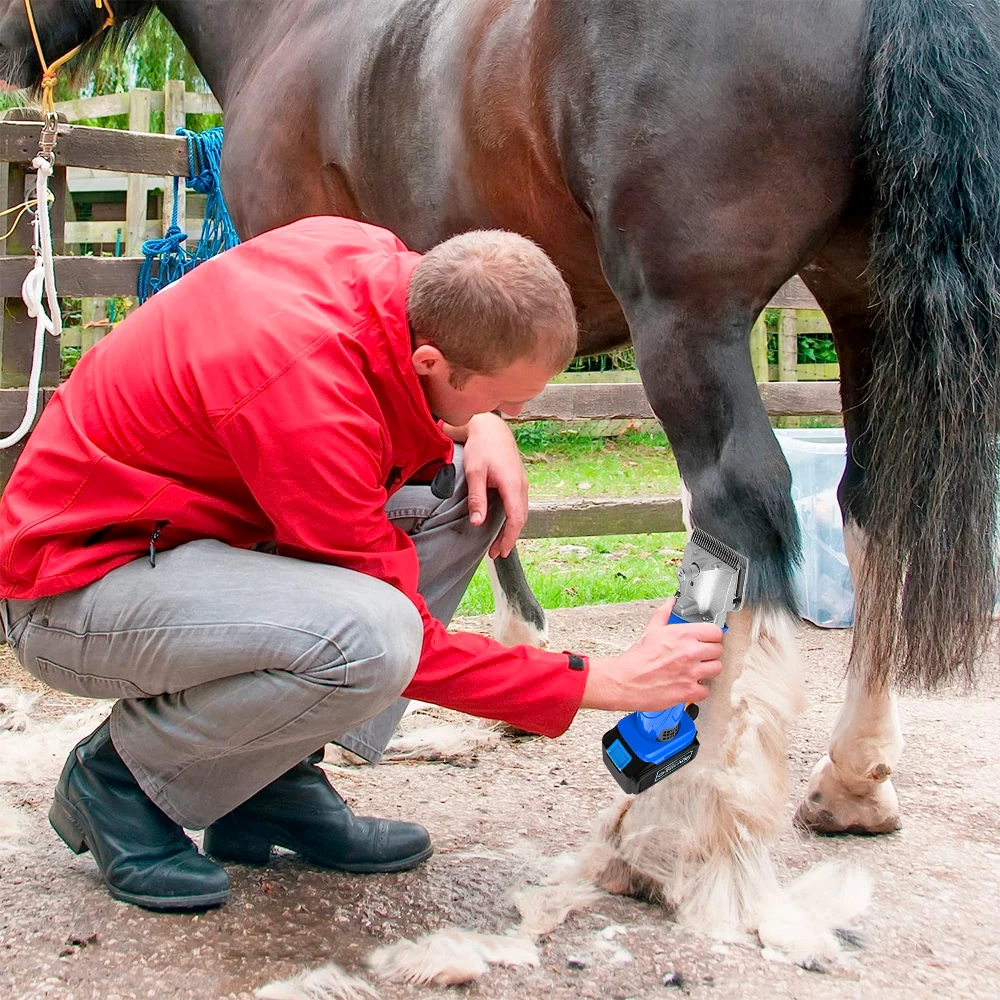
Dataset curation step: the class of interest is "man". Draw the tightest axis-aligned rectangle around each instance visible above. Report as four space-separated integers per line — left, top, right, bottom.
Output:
0 216 723 911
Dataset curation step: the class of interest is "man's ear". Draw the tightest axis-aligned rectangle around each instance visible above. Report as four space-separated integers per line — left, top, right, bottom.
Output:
412 342 448 376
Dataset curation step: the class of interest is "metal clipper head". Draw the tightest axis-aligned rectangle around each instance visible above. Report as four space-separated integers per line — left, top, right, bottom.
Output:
674 528 748 628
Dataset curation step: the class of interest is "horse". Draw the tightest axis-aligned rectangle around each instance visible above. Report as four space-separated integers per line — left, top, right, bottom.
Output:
2 0 999 945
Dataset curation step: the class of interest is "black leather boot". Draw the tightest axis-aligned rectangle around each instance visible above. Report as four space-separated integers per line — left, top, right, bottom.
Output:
203 751 433 873
49 720 230 911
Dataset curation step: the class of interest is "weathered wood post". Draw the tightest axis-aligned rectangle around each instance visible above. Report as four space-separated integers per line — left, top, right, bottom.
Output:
750 311 769 383
125 87 152 256
80 297 108 352
778 309 798 383
777 307 800 428
161 79 187 236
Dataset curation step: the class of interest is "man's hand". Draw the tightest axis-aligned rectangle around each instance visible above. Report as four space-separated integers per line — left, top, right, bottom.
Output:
463 412 528 559
581 599 725 711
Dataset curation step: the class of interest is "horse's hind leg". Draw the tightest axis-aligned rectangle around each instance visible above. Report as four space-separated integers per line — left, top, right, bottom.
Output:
794 222 903 835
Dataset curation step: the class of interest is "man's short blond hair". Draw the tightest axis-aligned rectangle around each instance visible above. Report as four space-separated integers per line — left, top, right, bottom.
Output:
407 230 578 381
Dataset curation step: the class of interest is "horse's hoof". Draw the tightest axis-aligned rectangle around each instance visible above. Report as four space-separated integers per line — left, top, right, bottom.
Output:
795 754 901 835
594 856 663 903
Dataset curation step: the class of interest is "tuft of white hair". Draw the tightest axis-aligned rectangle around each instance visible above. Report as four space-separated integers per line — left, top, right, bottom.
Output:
566 607 870 966
757 862 872 969
512 880 603 938
0 687 39 733
0 800 22 842
486 558 549 648
367 929 538 986
0 702 110 786
385 724 501 761
255 962 380 1000
578 610 805 922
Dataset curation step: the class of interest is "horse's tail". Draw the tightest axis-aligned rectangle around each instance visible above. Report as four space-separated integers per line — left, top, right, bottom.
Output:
858 0 1000 689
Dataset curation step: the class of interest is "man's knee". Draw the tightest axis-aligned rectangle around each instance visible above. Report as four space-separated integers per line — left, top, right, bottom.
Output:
374 588 424 693
302 582 423 700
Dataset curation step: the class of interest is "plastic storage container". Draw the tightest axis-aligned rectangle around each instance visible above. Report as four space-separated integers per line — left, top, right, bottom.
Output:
774 428 855 628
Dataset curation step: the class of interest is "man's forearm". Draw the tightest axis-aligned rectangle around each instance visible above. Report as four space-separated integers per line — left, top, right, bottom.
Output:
442 411 507 445
440 421 470 444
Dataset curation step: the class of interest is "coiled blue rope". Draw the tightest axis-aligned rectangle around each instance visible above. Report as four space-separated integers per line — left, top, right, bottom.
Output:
138 127 240 303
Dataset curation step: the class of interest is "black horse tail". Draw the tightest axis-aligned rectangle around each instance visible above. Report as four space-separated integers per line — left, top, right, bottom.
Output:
858 0 1000 689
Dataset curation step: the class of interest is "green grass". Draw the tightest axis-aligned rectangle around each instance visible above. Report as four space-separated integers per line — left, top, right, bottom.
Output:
456 424 685 616
513 423 681 499
459 532 688 616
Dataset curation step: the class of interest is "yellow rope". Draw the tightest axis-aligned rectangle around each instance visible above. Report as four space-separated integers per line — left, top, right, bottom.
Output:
1 203 36 241
0 192 55 241
23 0 115 116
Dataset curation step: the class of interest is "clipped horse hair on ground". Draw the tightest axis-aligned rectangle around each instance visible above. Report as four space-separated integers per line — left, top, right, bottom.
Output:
255 961 381 1000
0 800 22 842
757 862 873 970
385 723 501 761
365 852 596 985
377 699 506 763
0 702 111 786
511 878 604 938
367 929 539 986
0 686 39 733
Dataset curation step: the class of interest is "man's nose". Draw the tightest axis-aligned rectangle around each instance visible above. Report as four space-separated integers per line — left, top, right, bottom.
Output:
499 403 523 417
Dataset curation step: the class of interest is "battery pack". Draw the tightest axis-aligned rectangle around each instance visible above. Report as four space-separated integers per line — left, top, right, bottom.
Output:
602 709 700 795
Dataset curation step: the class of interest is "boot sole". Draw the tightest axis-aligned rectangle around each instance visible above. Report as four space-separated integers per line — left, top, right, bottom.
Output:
206 825 434 874
49 794 230 911
316 843 434 874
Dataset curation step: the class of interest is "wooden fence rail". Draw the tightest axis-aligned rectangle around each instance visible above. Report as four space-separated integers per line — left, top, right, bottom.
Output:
0 114 842 536
53 88 221 124
512 378 842 537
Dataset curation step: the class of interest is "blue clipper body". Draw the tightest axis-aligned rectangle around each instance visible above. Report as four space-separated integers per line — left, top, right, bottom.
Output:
603 531 748 795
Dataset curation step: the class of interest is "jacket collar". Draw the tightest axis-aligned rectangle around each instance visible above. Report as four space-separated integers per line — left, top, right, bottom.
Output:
356 250 455 481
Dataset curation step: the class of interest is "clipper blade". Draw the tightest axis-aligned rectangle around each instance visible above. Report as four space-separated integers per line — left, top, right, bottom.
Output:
675 529 748 628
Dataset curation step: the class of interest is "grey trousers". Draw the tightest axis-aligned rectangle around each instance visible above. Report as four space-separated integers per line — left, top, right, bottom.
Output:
0 447 502 829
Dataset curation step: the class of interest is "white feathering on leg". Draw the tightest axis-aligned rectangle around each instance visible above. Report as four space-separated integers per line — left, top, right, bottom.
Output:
487 557 548 648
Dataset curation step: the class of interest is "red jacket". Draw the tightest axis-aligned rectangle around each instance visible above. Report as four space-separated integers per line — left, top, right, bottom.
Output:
0 217 588 737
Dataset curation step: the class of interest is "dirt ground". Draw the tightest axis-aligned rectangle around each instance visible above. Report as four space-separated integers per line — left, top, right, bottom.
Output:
1 600 998 1000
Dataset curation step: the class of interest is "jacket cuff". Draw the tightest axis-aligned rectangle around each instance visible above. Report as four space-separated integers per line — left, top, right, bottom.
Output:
533 650 590 738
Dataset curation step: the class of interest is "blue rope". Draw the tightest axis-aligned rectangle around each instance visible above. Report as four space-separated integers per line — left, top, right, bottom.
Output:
138 127 240 303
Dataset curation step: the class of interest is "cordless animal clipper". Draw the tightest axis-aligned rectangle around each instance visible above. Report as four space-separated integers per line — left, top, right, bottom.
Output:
602 528 748 794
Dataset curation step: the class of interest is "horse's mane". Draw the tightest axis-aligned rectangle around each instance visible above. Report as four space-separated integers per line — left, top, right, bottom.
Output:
59 0 155 89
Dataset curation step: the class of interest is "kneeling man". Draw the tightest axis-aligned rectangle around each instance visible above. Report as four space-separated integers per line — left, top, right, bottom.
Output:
0 216 723 910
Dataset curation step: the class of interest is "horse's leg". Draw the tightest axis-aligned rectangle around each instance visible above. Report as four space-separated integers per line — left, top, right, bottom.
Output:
794 222 903 835
488 549 548 648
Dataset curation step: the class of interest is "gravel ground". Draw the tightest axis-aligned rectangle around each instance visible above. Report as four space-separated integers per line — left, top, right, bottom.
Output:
1 601 998 1000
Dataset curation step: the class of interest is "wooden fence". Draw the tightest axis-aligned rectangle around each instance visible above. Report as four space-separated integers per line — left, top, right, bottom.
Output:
513 378 839 537
49 81 221 341
0 115 841 537
54 80 222 254
0 116 208 483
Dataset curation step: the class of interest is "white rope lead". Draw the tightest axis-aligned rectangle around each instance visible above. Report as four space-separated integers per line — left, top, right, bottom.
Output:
0 155 62 450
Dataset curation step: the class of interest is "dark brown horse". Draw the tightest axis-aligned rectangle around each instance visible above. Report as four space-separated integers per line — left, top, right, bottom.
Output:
2 0 999 936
